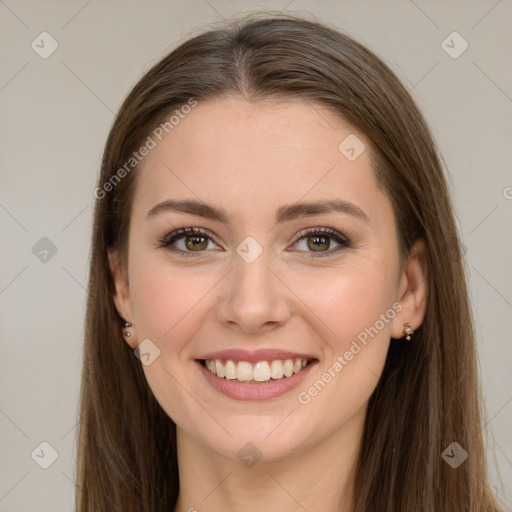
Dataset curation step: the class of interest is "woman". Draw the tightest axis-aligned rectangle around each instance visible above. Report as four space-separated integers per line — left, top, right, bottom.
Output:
77 14 502 512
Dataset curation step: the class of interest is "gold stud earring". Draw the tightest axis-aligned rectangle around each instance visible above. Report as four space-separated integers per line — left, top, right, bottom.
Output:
404 322 414 341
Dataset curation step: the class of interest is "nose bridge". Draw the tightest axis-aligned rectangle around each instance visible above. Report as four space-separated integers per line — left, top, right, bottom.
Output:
219 239 291 331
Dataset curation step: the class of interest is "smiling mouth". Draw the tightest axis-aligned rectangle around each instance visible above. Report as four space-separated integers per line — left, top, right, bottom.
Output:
198 358 316 383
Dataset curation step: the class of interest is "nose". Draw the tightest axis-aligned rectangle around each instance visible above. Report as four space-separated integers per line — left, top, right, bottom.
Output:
217 249 293 333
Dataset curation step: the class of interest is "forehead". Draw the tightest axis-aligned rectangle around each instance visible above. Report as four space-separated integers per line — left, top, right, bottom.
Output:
132 96 389 226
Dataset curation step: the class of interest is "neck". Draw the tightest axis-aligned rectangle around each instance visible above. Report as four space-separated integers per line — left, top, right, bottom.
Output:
173 407 365 512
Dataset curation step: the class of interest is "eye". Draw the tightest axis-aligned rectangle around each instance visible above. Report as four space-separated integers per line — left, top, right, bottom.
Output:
159 227 220 256
159 226 351 258
290 227 350 257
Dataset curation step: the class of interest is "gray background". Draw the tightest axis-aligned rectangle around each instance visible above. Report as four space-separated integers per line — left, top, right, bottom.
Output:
1 1 511 510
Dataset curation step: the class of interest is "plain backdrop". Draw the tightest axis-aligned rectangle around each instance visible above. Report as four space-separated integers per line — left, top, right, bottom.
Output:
1 1 511 510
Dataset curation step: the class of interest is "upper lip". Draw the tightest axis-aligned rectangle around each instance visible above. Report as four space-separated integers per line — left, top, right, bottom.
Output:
197 349 317 362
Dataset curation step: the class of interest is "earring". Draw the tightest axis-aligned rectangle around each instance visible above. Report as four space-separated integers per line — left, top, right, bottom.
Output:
403 322 414 341
122 320 132 337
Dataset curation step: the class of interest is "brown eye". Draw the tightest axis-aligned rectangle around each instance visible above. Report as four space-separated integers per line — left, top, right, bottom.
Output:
161 227 219 256
306 235 331 252
291 227 350 257
184 235 209 251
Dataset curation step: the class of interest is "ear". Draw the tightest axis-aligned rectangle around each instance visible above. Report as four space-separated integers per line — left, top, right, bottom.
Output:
390 238 428 339
107 248 137 348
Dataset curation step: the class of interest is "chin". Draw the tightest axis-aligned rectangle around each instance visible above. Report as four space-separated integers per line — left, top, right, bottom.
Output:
196 414 312 462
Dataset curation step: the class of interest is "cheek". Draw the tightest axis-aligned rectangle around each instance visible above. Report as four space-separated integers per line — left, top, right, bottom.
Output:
292 265 396 427
128 260 215 423
129 255 219 351
291 258 398 347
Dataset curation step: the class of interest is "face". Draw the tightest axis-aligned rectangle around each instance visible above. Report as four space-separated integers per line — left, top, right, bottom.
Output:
110 96 420 461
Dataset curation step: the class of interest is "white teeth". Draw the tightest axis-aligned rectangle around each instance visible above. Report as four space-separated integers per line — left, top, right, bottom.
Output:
270 360 284 379
206 359 216 374
283 359 294 377
237 361 253 381
202 358 312 382
253 361 270 382
225 360 237 380
215 360 225 378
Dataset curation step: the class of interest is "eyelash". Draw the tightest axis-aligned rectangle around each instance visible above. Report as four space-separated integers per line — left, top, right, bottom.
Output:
159 225 351 258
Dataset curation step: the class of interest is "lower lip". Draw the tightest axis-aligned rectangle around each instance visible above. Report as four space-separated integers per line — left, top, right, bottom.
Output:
196 360 318 401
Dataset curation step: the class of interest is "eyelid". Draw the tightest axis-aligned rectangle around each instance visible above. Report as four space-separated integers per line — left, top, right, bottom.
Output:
162 226 218 244
290 226 349 244
160 226 223 255
287 226 351 257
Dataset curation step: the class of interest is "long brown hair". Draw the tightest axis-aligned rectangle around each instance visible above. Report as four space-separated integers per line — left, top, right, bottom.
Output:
77 13 502 511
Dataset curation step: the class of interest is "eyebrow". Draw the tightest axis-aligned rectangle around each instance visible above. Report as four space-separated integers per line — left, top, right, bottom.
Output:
146 198 369 224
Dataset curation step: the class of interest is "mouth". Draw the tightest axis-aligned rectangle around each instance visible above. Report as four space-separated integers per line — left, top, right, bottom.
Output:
198 357 316 383
195 357 319 401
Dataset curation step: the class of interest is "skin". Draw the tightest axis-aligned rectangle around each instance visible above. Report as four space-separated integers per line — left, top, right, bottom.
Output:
109 96 428 512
